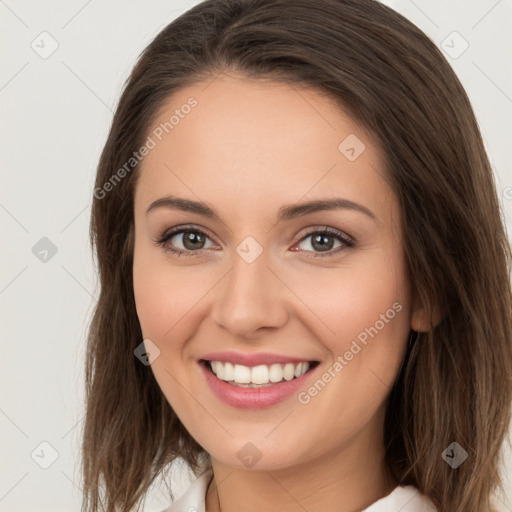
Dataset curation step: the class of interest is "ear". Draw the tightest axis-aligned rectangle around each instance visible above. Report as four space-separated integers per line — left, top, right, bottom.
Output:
410 286 443 332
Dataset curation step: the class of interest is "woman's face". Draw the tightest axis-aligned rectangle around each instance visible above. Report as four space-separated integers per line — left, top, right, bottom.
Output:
132 73 421 470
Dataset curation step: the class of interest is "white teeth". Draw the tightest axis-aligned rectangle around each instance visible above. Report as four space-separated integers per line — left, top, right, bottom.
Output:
215 361 225 380
223 362 235 381
208 360 312 385
269 363 283 383
210 361 219 376
283 363 295 381
251 365 269 384
233 364 251 384
295 362 309 378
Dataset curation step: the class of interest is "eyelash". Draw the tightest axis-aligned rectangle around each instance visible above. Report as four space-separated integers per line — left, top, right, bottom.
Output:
154 225 354 259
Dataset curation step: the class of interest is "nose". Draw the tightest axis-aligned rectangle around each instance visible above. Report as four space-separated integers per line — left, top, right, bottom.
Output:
210 248 289 340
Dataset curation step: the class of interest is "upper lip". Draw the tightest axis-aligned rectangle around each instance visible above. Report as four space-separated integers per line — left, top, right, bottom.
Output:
199 351 318 367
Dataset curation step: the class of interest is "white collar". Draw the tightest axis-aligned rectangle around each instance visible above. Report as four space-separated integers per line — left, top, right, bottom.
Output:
161 469 436 512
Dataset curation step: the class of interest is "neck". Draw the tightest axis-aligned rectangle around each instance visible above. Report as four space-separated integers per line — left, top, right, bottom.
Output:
205 406 396 512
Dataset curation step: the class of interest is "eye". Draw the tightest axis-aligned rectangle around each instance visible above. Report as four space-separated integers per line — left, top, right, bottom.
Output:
154 225 354 259
293 227 354 258
154 226 217 256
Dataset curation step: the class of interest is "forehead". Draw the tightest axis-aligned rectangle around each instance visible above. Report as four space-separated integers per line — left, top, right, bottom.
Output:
134 74 394 221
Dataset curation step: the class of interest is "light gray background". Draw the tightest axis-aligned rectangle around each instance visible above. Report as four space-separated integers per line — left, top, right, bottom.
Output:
1 0 511 510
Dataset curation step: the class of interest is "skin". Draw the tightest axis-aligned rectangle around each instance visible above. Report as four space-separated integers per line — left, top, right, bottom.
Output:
132 72 430 512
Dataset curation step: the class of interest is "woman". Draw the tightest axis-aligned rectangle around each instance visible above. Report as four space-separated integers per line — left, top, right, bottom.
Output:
81 1 512 511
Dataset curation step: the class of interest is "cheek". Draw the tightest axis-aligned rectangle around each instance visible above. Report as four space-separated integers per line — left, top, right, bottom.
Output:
288 250 411 356
132 249 225 402
287 259 411 447
132 243 204 343
293 247 412 416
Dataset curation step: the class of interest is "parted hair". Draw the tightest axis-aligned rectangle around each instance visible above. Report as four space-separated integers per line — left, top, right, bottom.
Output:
81 1 512 511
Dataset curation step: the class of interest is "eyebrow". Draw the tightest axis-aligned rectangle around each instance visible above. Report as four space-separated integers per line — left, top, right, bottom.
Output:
145 195 377 222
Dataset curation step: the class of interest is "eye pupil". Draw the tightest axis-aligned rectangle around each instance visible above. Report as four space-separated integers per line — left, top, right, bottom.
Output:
183 230 206 250
312 233 334 252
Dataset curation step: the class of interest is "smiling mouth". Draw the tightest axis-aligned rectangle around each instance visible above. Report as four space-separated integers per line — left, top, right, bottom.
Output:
200 359 320 388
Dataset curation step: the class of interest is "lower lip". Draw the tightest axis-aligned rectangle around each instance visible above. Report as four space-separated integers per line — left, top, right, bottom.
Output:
199 361 317 409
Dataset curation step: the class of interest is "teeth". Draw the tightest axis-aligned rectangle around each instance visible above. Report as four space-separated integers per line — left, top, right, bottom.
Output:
233 364 251 384
223 362 234 381
295 362 306 378
251 365 269 384
283 363 296 381
209 360 311 385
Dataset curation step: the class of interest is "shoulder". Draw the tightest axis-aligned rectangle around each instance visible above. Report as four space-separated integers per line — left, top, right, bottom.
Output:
362 485 437 512
160 469 214 512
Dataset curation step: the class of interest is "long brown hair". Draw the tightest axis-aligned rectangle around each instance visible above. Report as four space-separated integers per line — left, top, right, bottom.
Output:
81 1 512 510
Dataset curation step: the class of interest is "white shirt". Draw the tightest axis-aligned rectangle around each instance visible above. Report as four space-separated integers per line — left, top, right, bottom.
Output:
160 469 437 512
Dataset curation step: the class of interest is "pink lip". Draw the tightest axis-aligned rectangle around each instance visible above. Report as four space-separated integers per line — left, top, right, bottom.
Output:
198 359 319 409
199 351 315 367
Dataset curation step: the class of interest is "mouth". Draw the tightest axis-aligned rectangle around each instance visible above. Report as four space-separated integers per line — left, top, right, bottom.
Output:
199 359 320 388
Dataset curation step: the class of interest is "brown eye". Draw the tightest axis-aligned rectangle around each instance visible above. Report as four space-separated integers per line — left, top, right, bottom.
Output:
294 228 354 258
176 230 208 250
155 227 216 256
